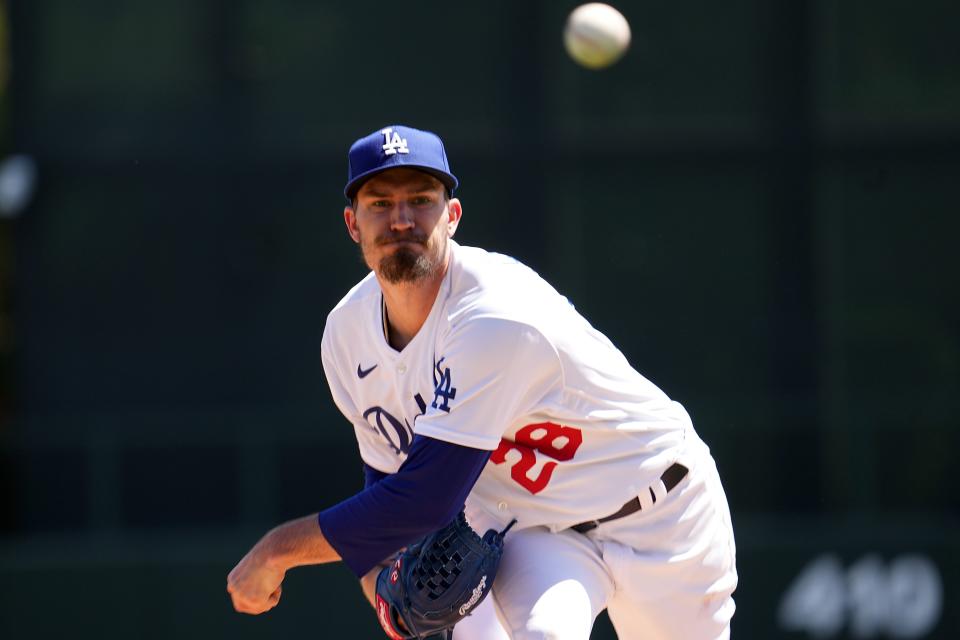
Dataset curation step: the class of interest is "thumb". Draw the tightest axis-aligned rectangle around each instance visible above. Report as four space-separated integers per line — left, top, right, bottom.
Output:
267 585 282 608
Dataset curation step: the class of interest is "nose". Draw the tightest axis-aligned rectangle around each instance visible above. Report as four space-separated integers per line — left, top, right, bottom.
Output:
390 202 415 230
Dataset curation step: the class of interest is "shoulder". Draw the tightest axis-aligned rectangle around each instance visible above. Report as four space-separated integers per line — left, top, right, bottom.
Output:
448 316 560 374
326 271 379 325
322 271 379 350
446 243 569 323
440 248 565 373
449 243 539 287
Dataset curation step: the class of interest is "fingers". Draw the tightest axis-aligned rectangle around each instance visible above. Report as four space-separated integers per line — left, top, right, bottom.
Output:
228 584 281 615
226 563 284 615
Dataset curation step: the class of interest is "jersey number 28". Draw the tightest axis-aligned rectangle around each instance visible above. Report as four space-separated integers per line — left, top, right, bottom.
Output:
490 422 583 494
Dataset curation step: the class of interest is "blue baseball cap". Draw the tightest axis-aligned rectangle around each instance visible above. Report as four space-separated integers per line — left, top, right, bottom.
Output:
344 125 459 200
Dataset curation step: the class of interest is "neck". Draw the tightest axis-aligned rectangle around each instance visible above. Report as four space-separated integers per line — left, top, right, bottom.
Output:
379 263 448 351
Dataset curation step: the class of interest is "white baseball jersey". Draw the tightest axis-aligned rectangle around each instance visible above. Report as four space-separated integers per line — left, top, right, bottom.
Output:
321 241 697 532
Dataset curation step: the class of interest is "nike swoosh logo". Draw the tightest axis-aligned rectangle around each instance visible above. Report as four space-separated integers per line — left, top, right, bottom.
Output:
357 363 378 379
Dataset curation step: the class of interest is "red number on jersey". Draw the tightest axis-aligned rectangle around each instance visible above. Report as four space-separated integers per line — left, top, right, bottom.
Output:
490 422 583 494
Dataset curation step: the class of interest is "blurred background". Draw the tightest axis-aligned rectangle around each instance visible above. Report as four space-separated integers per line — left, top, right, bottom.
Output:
1 0 958 638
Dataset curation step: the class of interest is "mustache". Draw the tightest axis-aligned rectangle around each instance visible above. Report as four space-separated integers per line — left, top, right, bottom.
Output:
375 232 428 246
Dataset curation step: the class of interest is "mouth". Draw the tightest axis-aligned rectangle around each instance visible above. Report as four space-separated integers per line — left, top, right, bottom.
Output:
378 237 426 247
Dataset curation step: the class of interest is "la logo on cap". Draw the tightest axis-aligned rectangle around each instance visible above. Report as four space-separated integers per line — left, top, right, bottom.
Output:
381 127 409 156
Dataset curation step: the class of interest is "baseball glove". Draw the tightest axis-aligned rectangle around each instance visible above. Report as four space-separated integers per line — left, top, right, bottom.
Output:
374 512 516 640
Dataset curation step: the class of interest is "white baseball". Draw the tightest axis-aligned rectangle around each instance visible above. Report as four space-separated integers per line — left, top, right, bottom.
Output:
563 3 631 70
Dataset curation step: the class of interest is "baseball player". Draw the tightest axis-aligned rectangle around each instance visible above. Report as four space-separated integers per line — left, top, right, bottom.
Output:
227 125 738 639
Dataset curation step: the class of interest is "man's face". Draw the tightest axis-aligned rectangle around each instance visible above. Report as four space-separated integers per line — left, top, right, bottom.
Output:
345 168 461 284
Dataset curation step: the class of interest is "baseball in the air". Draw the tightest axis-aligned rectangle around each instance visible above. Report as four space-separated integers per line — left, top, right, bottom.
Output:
563 3 631 70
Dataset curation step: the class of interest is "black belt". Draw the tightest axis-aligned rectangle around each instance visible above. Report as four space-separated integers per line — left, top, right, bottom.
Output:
571 463 689 534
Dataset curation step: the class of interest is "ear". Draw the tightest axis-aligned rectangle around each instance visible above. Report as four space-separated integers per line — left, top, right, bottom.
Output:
446 198 463 237
344 206 361 243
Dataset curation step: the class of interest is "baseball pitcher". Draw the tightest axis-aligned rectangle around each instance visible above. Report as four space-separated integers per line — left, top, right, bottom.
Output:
227 125 738 639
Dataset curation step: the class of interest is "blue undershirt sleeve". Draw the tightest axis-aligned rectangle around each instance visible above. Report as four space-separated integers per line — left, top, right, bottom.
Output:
363 463 388 488
319 435 492 577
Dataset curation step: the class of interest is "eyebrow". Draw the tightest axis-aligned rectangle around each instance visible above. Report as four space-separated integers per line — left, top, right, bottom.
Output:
362 182 440 198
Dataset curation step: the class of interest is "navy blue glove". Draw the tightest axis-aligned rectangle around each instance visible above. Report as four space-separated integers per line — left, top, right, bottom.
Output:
374 512 516 640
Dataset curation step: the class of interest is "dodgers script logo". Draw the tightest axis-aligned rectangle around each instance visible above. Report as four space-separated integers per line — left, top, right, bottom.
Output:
362 357 457 456
381 127 409 156
363 395 424 456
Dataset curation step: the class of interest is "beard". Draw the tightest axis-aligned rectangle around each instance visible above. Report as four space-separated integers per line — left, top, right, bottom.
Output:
360 231 443 284
378 245 436 283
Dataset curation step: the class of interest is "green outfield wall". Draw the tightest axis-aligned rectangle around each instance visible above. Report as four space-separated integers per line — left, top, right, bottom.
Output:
2 1 958 637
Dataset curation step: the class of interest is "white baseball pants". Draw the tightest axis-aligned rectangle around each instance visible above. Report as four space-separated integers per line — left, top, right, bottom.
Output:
454 440 737 639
